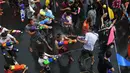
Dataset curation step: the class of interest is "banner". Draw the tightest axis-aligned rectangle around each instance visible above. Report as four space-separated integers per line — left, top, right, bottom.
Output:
116 53 130 66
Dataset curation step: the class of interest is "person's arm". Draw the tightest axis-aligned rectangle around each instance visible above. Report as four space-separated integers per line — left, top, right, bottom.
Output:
44 52 53 57
64 22 71 25
107 19 117 29
31 0 40 3
77 34 88 44
110 67 115 72
27 31 36 35
55 41 63 50
25 26 36 36
60 7 71 11
8 34 19 44
22 67 28 73
101 13 107 28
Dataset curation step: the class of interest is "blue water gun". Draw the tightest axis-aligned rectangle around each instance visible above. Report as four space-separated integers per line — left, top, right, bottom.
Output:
43 55 58 65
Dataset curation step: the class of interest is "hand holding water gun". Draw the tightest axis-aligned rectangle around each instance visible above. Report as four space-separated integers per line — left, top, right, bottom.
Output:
1 41 19 47
38 25 52 30
10 64 27 71
8 30 23 34
30 25 52 31
58 39 77 46
43 55 59 65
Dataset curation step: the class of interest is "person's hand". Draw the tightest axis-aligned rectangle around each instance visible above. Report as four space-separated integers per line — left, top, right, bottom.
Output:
15 40 19 44
29 48 33 52
101 24 105 28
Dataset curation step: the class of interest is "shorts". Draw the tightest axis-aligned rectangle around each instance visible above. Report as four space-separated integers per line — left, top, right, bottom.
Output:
81 49 93 57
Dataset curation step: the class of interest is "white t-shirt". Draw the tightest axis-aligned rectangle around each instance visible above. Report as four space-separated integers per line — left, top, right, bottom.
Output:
38 57 44 67
0 34 15 50
83 32 98 51
0 27 8 35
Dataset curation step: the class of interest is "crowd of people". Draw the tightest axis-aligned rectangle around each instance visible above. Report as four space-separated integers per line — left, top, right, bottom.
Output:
0 0 130 73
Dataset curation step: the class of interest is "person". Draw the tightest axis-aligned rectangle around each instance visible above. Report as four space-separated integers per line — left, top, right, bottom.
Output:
87 4 96 29
38 52 58 73
4 63 28 73
0 25 9 35
97 51 115 73
41 5 55 19
0 31 19 57
70 1 80 28
99 13 117 54
27 0 40 19
26 19 39 53
82 17 92 34
26 19 52 54
77 26 98 66
55 33 74 64
61 10 73 34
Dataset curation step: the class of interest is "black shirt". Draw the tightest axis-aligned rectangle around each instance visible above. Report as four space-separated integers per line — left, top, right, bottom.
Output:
97 53 113 73
70 5 78 15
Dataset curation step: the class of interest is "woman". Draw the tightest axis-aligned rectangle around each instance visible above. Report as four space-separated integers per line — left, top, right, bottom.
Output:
55 33 74 64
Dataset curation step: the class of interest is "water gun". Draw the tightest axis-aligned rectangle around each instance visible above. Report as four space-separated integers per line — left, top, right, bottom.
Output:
9 30 23 34
43 56 58 65
20 4 25 22
10 64 26 71
30 26 52 31
58 39 77 46
1 42 15 47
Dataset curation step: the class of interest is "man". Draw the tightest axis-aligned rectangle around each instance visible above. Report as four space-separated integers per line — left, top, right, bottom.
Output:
26 19 52 54
26 19 41 53
38 52 55 73
77 26 98 66
97 51 115 73
0 31 19 57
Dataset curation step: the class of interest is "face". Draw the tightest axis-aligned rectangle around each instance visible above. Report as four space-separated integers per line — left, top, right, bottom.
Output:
30 20 34 25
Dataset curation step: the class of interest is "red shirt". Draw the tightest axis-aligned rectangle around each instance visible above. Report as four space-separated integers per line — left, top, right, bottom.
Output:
4 69 13 73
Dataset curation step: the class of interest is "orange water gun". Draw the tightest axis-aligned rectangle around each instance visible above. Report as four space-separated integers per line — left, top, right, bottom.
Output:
10 64 26 71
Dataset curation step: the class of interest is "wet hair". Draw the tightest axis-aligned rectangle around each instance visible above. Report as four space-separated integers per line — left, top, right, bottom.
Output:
28 19 33 24
105 51 112 58
1 31 7 37
66 10 71 15
4 64 10 70
42 5 47 10
56 33 61 39
86 17 92 23
38 52 43 58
